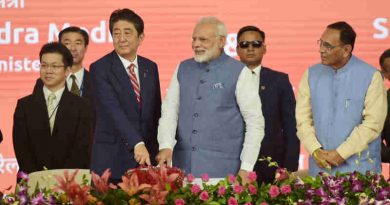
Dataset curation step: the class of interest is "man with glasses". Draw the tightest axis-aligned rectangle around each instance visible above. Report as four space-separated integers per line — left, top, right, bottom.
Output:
34 26 92 102
156 17 264 182
13 42 92 175
296 21 387 176
236 26 299 184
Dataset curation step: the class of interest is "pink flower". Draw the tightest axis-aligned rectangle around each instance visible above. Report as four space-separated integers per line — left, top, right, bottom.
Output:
186 174 194 183
248 184 257 195
175 198 185 205
218 186 226 196
233 185 243 194
228 174 236 184
91 169 116 194
199 190 209 201
281 184 292 195
269 185 280 198
260 202 269 205
191 184 201 194
228 197 238 205
247 171 257 183
275 168 289 181
201 173 209 182
244 203 253 205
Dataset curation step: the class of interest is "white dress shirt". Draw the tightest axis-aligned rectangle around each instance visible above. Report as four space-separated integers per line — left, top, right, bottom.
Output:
66 68 85 90
43 86 65 126
158 63 265 171
118 54 141 87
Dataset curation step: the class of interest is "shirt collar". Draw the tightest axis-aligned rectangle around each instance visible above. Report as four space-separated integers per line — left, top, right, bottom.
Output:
117 54 139 70
67 68 84 83
43 86 65 102
251 65 262 76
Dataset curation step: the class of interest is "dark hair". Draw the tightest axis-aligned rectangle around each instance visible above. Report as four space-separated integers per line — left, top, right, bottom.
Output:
58 26 89 46
379 49 390 69
327 21 356 52
109 8 144 36
39 42 73 68
237 25 265 42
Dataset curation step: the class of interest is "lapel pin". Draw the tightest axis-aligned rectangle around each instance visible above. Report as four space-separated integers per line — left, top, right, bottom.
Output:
261 85 266 90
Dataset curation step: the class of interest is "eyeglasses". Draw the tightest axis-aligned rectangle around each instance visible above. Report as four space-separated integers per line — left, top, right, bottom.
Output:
317 39 344 51
39 64 65 71
238 40 263 48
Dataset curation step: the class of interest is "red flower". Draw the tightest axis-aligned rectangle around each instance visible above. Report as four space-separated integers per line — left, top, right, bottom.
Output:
228 197 238 205
218 186 226 196
247 171 257 183
248 184 257 195
175 198 185 205
269 185 280 198
117 174 151 196
281 184 292 195
186 173 194 183
201 173 209 182
233 185 243 194
191 184 201 194
275 167 289 181
91 169 117 194
199 190 209 201
228 174 236 184
53 170 90 205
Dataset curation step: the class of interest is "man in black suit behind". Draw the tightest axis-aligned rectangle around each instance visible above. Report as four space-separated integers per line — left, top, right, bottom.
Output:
13 42 92 174
33 26 93 104
379 49 390 163
90 9 161 183
236 26 300 184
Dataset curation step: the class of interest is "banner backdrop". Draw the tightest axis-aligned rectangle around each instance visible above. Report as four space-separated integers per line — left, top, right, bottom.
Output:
1 0 390 188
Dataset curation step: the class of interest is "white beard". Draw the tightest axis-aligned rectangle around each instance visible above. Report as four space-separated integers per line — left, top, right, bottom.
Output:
194 45 220 63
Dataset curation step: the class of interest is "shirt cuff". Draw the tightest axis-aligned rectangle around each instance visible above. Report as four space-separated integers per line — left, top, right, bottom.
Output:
240 161 255 172
158 142 175 150
336 144 357 160
134 141 145 149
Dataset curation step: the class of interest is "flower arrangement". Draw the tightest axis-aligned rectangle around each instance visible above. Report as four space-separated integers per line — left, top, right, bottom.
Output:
1 163 389 205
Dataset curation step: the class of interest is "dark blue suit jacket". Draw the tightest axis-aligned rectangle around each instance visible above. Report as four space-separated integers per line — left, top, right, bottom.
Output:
254 67 300 184
90 51 161 179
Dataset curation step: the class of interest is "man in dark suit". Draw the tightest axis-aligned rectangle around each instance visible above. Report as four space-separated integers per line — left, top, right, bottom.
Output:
33 26 93 103
90 9 161 183
236 26 300 184
13 42 92 174
379 49 390 163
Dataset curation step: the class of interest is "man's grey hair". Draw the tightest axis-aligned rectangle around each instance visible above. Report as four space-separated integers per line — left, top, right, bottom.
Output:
196 16 227 37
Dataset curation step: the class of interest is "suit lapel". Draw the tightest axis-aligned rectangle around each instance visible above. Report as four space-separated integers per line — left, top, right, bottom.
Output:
137 56 149 113
259 67 270 102
52 88 71 136
32 87 51 136
111 52 140 112
81 69 90 97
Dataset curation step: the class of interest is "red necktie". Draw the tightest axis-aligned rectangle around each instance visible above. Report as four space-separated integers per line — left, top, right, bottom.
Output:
128 64 141 105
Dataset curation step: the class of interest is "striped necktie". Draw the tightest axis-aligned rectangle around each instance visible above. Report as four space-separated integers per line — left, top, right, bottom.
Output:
47 93 56 134
128 63 141 105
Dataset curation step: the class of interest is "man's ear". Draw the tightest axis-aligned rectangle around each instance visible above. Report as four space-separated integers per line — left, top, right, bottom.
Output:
343 44 352 57
138 33 145 45
219 36 226 49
